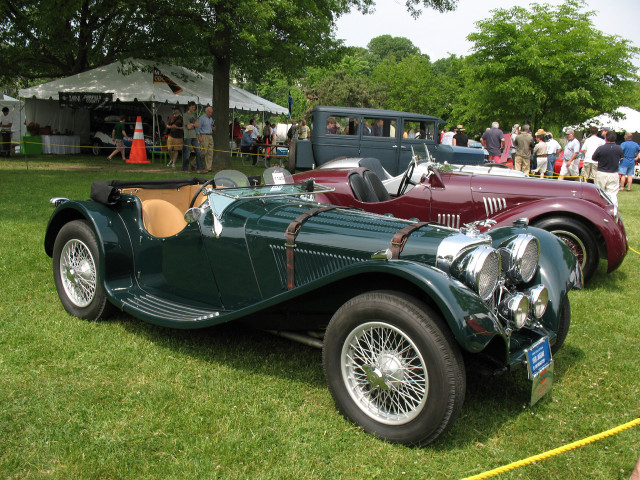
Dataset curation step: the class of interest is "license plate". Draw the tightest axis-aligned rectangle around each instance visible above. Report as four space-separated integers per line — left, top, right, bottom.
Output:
526 337 553 405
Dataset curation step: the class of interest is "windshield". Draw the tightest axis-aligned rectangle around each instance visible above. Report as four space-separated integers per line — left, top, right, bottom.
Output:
205 168 335 237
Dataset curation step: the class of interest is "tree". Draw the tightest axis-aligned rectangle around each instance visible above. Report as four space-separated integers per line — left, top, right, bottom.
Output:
0 0 175 84
370 55 433 113
367 35 422 64
457 0 639 133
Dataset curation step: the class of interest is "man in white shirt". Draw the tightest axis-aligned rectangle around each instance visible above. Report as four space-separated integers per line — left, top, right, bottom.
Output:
440 127 455 146
0 107 14 156
580 126 605 183
545 133 561 177
559 129 581 180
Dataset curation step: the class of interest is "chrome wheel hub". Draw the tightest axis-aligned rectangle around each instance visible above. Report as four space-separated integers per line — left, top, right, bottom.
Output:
60 239 97 308
341 322 428 425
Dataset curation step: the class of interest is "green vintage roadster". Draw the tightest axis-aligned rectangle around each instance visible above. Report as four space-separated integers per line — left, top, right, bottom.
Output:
45 168 581 446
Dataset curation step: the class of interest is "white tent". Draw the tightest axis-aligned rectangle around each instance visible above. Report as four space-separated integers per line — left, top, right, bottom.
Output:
18 58 288 145
18 58 287 113
0 94 19 104
572 106 640 133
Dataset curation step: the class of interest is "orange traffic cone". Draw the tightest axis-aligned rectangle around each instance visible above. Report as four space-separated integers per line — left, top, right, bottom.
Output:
126 116 150 164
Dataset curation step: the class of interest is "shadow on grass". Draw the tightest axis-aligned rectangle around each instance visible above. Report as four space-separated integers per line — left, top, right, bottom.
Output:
107 307 587 451
115 312 325 386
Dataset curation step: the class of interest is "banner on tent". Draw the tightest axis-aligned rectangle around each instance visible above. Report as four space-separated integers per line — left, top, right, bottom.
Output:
153 66 183 94
59 92 113 109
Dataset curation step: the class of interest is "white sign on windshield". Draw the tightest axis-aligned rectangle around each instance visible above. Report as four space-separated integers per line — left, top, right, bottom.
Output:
272 171 287 184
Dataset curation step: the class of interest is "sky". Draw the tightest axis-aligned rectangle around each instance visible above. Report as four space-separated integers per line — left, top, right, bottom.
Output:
335 0 640 66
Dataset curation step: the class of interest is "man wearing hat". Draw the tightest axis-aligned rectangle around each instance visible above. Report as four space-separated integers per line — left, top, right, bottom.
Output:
453 124 468 147
532 129 548 178
166 106 183 168
580 126 605 183
240 124 257 164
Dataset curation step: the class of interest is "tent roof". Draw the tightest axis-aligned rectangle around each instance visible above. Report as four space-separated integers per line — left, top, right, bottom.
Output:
572 106 640 133
18 58 287 114
1 94 19 103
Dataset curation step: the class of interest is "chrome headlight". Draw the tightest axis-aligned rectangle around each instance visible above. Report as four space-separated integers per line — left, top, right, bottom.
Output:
499 292 530 329
525 285 548 319
500 234 540 284
452 245 501 301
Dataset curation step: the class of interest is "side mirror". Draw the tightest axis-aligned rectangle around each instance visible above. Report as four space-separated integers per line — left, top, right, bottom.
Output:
184 207 202 224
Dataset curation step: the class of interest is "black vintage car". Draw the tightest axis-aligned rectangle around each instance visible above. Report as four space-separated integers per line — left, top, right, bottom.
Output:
45 169 581 446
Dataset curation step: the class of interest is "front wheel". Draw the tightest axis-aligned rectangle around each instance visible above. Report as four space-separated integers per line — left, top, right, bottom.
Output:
532 217 599 283
323 291 465 446
52 220 114 320
551 295 571 354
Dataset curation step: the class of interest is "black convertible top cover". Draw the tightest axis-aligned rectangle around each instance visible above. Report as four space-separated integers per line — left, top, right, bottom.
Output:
91 177 209 206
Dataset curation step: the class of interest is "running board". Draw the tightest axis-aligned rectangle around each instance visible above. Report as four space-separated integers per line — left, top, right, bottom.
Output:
117 290 221 323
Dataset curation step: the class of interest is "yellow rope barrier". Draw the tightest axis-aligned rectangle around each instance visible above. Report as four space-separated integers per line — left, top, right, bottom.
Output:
459 417 640 480
15 138 287 158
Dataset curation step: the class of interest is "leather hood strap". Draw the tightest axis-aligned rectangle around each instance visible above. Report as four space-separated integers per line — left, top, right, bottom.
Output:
389 222 428 259
284 206 337 290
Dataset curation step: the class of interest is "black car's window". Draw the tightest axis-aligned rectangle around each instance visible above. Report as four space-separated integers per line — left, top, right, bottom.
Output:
404 120 436 140
326 115 359 135
363 117 397 138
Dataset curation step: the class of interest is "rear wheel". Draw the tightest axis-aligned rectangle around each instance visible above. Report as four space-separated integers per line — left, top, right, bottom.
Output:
532 217 599 283
52 220 114 320
323 291 465 446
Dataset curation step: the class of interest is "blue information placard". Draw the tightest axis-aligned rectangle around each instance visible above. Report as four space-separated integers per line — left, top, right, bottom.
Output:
526 337 552 379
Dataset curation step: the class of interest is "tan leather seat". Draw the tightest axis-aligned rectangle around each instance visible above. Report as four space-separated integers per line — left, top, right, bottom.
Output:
142 199 186 237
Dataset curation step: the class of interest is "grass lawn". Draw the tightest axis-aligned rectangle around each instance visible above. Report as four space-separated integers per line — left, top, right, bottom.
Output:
0 155 639 479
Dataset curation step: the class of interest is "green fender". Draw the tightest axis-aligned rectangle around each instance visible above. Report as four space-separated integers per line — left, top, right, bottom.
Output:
44 200 136 296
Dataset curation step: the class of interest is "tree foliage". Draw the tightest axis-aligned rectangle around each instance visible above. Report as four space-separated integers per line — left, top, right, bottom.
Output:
0 0 177 84
456 0 639 133
367 35 423 64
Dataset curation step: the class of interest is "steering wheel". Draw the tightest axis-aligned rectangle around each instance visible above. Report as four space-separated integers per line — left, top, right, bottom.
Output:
189 178 216 208
212 177 239 188
397 157 418 196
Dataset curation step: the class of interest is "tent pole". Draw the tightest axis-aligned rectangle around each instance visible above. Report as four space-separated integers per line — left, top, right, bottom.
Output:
152 101 157 149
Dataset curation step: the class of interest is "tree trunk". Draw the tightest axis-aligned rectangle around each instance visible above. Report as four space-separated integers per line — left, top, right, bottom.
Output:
212 25 231 169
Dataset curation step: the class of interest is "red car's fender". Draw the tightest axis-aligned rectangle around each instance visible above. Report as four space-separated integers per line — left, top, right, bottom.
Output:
485 198 627 273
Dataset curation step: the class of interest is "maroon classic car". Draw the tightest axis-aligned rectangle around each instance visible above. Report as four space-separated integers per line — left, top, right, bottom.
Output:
293 160 627 283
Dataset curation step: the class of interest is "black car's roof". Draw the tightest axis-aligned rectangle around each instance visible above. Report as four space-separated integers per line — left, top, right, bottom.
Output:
311 106 442 122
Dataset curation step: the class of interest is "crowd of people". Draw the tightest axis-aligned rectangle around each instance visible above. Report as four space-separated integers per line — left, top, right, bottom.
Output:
474 120 638 206
161 103 301 171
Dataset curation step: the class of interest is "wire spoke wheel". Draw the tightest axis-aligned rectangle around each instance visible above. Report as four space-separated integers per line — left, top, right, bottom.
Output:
60 238 97 307
552 230 586 267
342 321 428 425
323 291 465 446
52 220 113 320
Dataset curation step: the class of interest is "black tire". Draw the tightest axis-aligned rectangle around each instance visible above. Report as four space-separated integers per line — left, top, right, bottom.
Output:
91 139 103 156
551 294 571 354
52 220 114 320
323 290 465 446
532 217 599 283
